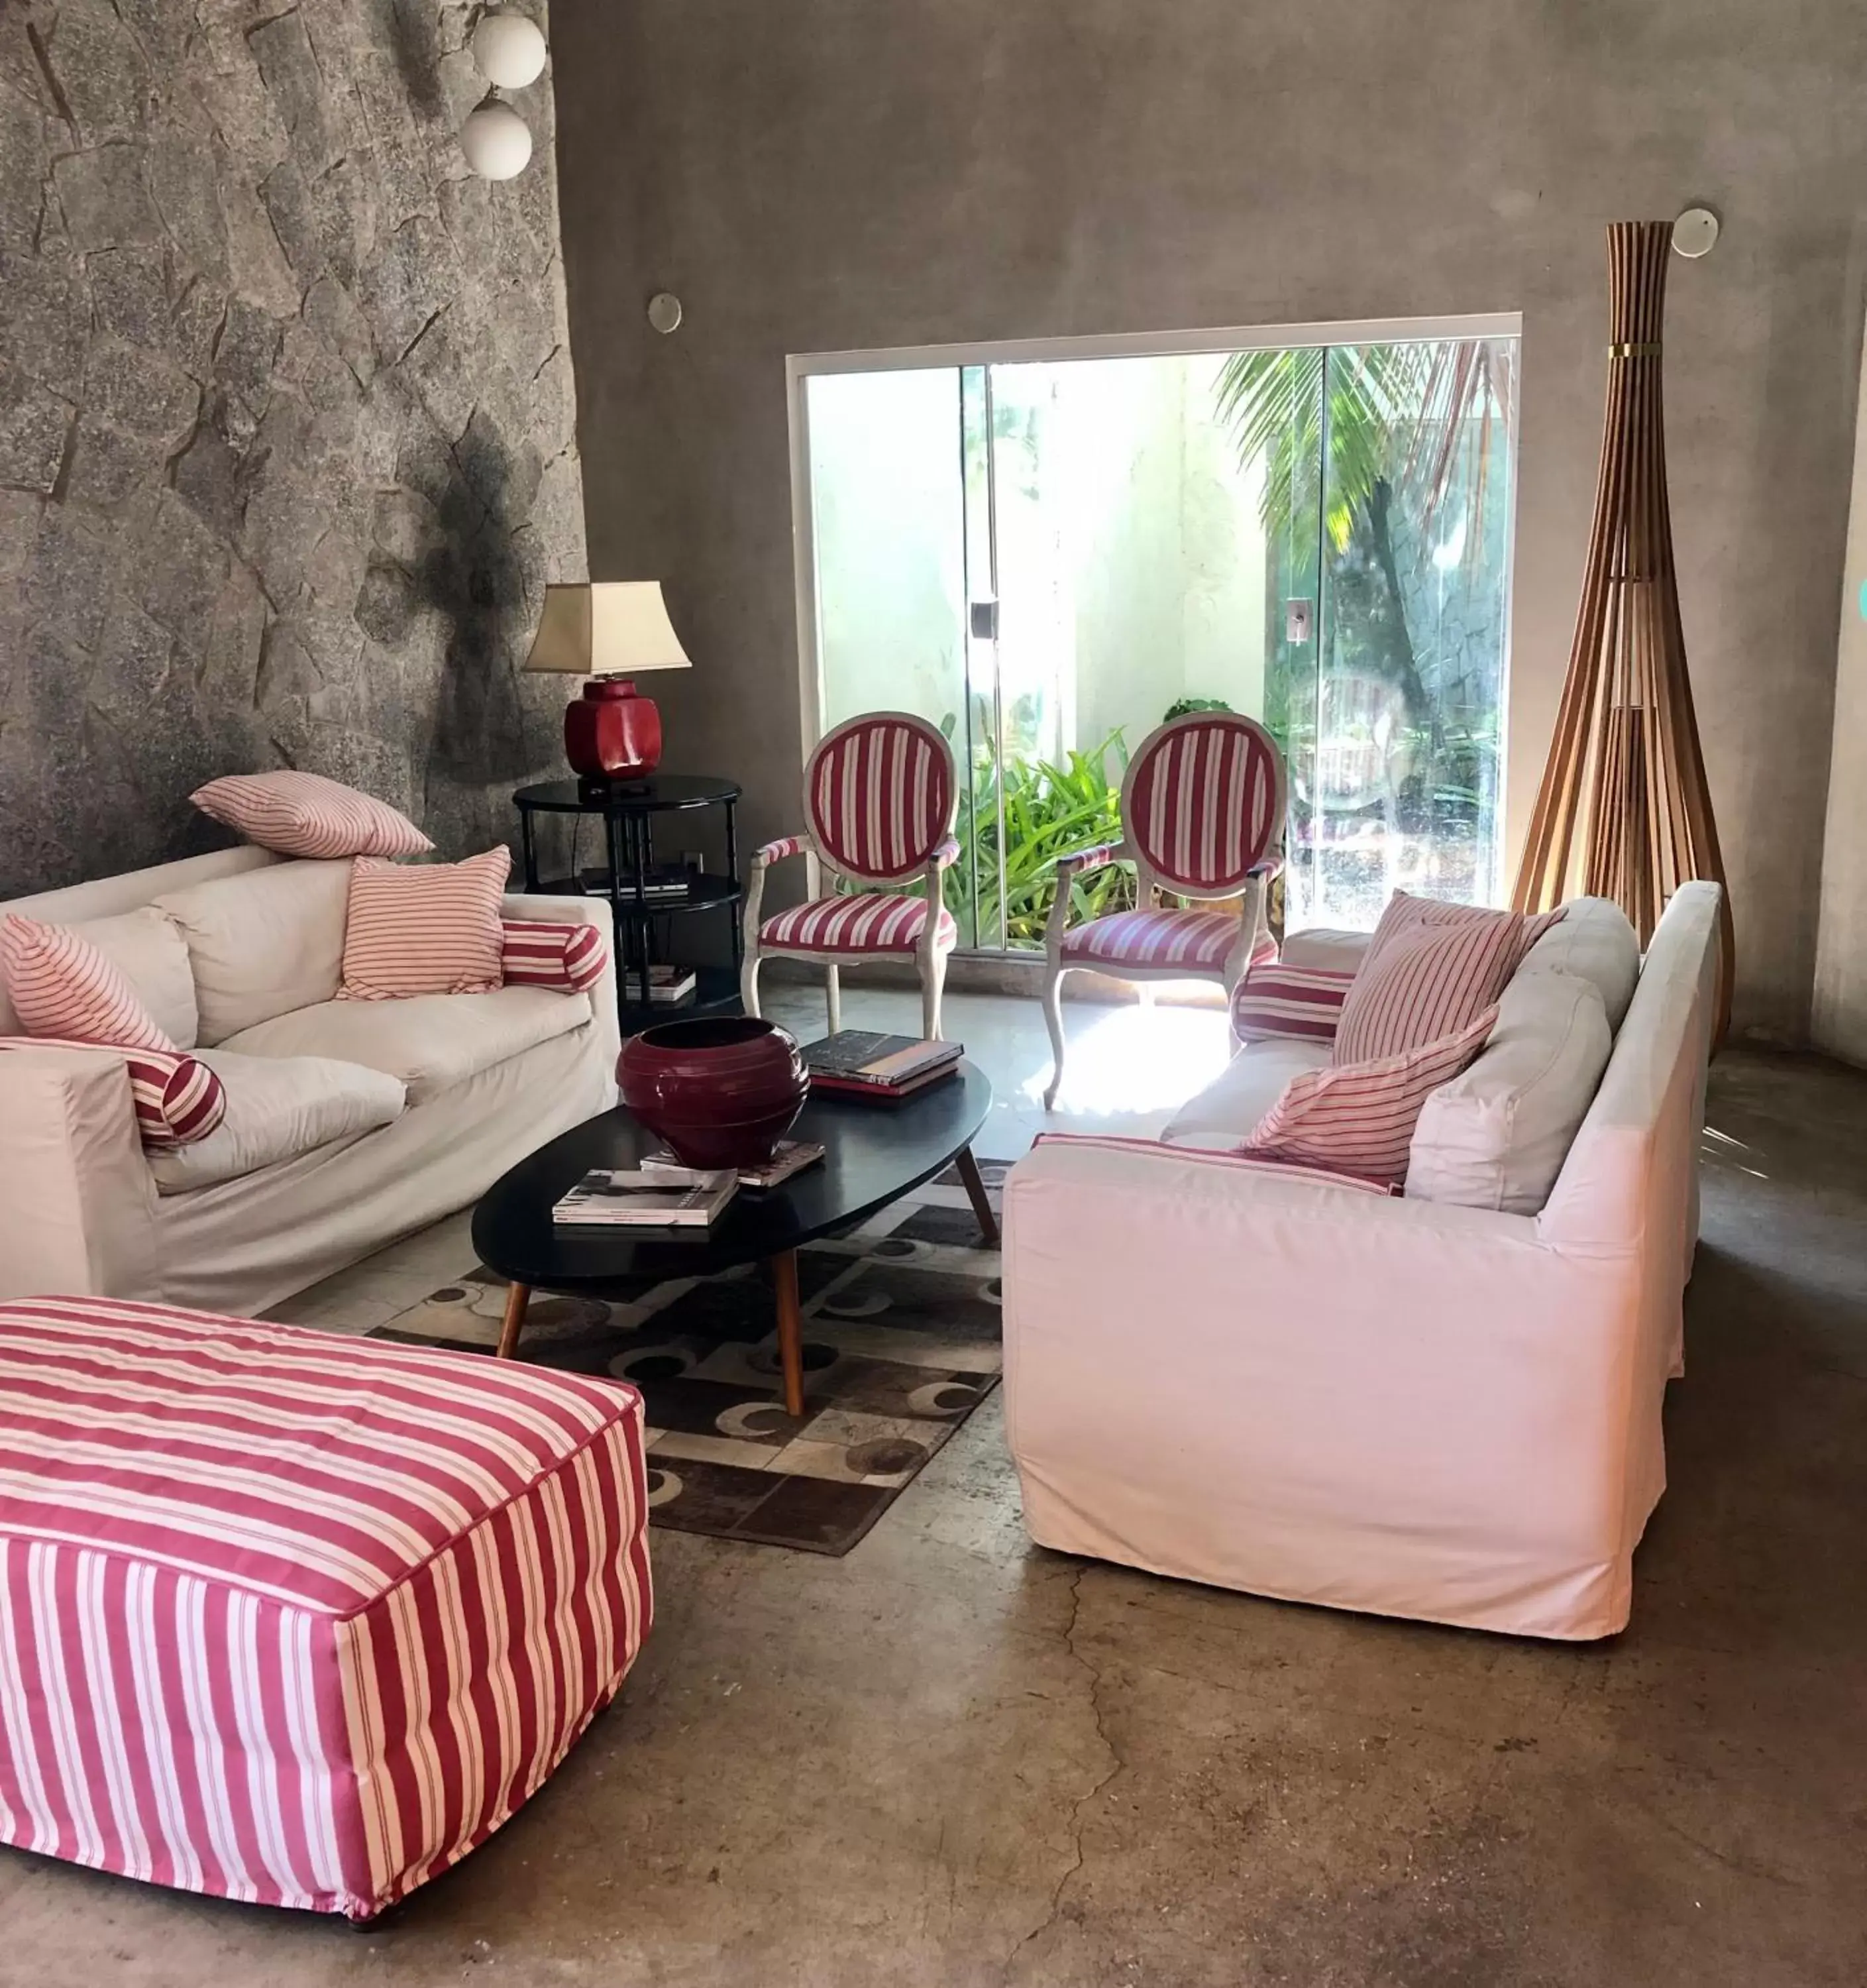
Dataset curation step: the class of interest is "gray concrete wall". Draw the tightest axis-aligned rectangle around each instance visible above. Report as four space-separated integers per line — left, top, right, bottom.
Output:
0 0 585 897
1813 319 1867 1063
552 0 1867 1042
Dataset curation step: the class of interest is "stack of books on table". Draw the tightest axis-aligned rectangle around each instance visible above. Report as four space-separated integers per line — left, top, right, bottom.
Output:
578 864 693 904
644 964 697 1007
802 1032 963 1103
551 1168 737 1227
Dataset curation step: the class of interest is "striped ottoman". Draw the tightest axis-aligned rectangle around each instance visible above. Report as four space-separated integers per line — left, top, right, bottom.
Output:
0 1296 652 1920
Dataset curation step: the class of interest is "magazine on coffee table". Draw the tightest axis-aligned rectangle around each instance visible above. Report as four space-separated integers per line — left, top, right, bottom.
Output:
640 1140 826 1191
552 1168 738 1227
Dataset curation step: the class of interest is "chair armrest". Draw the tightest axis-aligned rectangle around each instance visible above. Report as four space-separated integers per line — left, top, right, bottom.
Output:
0 1046 160 1300
752 834 814 870
1055 840 1129 880
1044 842 1132 952
1248 852 1284 879
930 834 961 870
501 892 619 1072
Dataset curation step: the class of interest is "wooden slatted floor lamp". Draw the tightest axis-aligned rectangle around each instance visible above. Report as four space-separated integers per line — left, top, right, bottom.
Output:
1512 219 1735 1040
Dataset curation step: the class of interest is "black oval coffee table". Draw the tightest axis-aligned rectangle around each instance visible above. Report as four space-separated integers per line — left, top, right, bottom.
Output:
472 1063 996 1415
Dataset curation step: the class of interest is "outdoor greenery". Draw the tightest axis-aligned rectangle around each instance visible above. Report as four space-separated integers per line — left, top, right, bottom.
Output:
1212 339 1514 907
939 722 1135 948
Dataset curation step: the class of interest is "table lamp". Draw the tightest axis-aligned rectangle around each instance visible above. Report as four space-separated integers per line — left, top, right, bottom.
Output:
523 581 692 783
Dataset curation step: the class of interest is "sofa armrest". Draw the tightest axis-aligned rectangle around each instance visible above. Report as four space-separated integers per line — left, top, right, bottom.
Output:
0 1046 161 1299
1279 926 1373 975
1003 1136 1648 1630
502 892 619 1073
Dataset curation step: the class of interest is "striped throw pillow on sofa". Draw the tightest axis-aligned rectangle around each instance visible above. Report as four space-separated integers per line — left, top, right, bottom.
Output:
500 920 608 994
1230 962 1357 1045
339 848 511 1000
1334 897 1563 1066
1240 1007 1499 1186
0 1037 226 1149
0 914 177 1052
191 771 433 859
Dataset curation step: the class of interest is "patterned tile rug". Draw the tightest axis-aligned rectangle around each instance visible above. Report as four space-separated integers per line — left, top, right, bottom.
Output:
371 1159 1009 1555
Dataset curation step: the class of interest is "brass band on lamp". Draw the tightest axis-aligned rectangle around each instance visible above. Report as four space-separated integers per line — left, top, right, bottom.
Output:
524 582 692 781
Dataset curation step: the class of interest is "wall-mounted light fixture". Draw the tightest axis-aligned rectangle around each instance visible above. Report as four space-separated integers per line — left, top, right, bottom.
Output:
461 8 548 181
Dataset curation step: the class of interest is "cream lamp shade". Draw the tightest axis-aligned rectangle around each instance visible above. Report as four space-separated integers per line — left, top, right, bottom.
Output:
524 582 693 678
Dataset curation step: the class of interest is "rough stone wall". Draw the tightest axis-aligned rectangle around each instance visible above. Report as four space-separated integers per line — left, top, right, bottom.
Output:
0 0 586 897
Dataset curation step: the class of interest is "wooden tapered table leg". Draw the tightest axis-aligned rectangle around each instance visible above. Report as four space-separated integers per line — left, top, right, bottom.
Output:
772 1248 805 1417
496 1282 531 1360
955 1145 999 1246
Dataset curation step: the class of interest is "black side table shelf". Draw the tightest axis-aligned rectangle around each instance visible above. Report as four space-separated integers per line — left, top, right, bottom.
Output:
513 775 743 1036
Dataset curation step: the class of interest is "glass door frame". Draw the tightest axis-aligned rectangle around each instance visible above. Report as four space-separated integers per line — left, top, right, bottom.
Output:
786 311 1522 957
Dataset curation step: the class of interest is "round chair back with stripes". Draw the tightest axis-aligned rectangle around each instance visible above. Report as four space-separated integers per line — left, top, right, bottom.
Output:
1119 710 1285 900
804 711 959 885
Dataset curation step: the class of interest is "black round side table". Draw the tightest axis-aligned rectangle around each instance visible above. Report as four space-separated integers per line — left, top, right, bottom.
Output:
512 775 743 1035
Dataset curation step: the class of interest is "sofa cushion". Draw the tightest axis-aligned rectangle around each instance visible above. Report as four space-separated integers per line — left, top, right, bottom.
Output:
1160 1036 1334 1152
218 986 593 1104
154 859 351 1044
73 907 200 1048
146 1048 408 1194
1406 970 1613 1215
1240 1007 1499 1185
1515 895 1640 1032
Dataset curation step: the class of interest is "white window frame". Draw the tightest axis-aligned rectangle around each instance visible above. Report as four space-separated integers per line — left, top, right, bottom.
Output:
786 310 1524 915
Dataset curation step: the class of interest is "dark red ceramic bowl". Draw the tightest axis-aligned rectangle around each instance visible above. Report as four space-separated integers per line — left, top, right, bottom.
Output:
617 1016 809 1170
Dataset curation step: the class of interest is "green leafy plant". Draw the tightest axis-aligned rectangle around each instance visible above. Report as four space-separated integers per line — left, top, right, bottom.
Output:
945 729 1135 947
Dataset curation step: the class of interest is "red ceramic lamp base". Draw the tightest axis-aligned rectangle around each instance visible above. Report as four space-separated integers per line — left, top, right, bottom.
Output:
564 677 663 779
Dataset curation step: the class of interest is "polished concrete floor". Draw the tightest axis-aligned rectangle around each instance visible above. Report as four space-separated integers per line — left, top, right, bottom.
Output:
5 994 1865 1986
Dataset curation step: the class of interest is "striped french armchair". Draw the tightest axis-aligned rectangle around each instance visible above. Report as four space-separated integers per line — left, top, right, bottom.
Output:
1042 710 1286 1107
741 710 961 1040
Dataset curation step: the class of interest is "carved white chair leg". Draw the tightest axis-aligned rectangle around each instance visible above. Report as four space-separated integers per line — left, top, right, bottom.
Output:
1042 966 1069 1110
741 950 763 1020
826 962 841 1036
922 946 947 1042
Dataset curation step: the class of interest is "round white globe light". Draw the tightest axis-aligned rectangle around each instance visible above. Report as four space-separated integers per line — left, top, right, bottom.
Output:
1672 206 1720 259
471 10 548 89
460 99 533 180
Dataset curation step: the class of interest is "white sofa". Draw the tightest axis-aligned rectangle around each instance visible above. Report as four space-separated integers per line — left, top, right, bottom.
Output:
0 845 619 1316
1002 883 1723 1641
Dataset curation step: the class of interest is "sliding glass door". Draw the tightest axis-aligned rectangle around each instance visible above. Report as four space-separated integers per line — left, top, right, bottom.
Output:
801 325 1517 952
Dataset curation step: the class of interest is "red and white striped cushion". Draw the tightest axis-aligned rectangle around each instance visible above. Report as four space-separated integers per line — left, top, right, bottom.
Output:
0 1036 226 1148
339 847 511 999
1230 962 1357 1043
1 914 177 1052
1126 714 1281 891
1062 907 1277 975
1358 892 1564 983
1335 901 1556 1065
191 771 433 859
806 715 955 881
759 893 957 956
0 1296 651 1920
500 919 608 993
1241 1007 1499 1184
